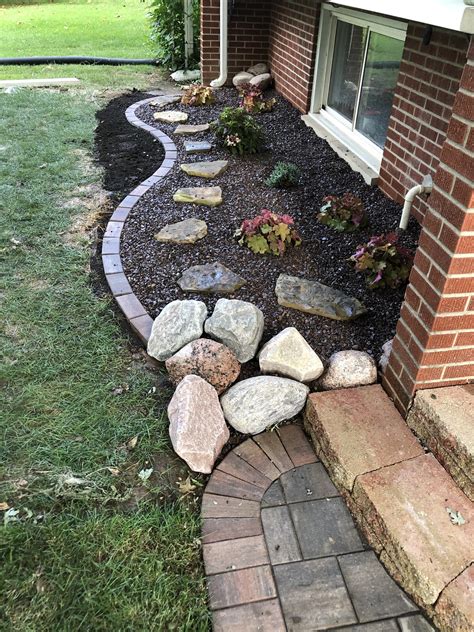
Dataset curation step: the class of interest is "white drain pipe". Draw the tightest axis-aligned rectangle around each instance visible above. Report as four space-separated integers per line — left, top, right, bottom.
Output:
210 0 228 87
399 175 433 230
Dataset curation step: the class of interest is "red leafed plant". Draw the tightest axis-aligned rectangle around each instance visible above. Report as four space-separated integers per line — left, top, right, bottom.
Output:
349 232 414 289
234 209 301 256
318 193 367 232
238 83 276 114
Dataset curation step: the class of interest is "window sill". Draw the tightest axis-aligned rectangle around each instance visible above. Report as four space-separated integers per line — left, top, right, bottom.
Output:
301 113 380 186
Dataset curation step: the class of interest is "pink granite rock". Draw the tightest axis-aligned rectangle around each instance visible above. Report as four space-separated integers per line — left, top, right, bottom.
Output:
165 338 241 394
168 375 229 473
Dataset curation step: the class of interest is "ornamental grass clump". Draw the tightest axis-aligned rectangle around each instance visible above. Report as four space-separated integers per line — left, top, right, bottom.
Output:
266 162 301 188
318 193 367 232
181 84 214 106
212 107 263 155
238 83 276 114
234 209 301 256
350 232 414 289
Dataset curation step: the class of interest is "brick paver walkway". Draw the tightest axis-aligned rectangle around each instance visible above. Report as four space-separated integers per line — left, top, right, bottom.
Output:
202 424 436 631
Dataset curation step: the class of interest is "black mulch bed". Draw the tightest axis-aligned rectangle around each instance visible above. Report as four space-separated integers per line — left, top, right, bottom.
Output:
120 88 420 367
95 90 165 201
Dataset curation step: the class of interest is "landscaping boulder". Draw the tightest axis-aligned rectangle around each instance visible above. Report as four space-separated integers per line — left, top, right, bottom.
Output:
221 376 309 434
249 73 272 90
147 300 207 361
275 274 367 321
320 350 377 390
233 71 254 87
165 338 240 394
178 262 246 294
379 339 393 372
205 298 264 362
155 218 207 244
259 327 324 382
247 63 269 76
168 374 229 473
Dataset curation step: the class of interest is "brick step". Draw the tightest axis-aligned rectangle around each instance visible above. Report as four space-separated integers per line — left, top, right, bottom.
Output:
406 385 473 501
304 385 474 632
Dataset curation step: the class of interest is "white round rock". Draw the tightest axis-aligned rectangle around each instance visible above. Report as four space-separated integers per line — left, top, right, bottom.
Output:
259 327 324 382
220 375 309 435
320 350 377 390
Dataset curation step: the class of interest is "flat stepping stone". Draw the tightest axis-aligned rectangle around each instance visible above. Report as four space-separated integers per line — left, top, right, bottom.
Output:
174 123 210 135
155 218 207 244
173 186 222 207
180 160 228 179
150 95 180 108
177 262 246 294
275 273 367 321
153 110 188 123
184 140 212 154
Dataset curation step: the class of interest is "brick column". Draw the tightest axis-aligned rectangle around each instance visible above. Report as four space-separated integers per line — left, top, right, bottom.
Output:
384 38 474 414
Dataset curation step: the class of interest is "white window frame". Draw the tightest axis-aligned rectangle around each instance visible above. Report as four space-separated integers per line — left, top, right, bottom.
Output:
309 4 407 174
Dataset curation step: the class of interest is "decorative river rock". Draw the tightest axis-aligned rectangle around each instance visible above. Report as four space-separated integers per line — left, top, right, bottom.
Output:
275 274 367 321
177 262 246 294
173 186 222 207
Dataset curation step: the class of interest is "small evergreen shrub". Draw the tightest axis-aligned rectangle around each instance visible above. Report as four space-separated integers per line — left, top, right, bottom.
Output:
234 210 302 256
212 107 264 155
265 162 301 188
238 83 276 114
181 84 214 106
318 193 367 232
349 233 414 289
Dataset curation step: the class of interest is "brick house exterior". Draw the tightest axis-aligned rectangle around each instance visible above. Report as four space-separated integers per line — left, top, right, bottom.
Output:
200 0 474 414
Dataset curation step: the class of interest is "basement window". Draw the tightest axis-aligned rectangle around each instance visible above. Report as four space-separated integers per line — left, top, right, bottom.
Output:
309 4 407 177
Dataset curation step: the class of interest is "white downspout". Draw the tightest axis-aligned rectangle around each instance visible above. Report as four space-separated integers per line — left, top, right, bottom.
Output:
399 175 433 230
210 0 228 87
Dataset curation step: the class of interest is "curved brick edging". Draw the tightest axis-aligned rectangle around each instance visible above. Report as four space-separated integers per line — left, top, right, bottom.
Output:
101 95 179 343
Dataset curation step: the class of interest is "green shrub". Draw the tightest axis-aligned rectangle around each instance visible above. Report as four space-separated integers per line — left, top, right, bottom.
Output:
349 232 414 289
148 0 200 71
318 193 367 232
234 209 302 256
212 107 264 155
181 85 214 106
265 162 301 188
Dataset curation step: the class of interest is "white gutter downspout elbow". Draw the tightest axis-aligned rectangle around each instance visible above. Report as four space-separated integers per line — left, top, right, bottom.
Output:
399 175 433 230
210 0 228 87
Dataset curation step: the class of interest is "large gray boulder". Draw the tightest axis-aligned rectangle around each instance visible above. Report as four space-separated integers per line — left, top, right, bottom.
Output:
147 300 207 361
204 298 264 362
259 327 324 382
249 73 272 90
320 350 377 390
168 374 229 473
221 376 309 434
233 71 254 87
247 63 269 76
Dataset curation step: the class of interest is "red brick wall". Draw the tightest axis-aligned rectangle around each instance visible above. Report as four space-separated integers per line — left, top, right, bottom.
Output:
379 25 468 223
384 36 474 414
201 0 271 86
268 0 320 112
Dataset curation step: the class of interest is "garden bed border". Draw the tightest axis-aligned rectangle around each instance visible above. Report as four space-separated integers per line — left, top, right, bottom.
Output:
101 95 178 342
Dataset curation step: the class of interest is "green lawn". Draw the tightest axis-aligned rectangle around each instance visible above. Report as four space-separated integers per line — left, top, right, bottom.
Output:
0 3 209 630
0 0 163 88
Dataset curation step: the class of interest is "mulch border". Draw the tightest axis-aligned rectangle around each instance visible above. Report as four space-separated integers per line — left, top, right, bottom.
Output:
101 95 178 343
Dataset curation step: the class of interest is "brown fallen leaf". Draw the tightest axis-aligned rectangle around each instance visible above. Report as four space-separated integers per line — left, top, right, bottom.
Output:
107 467 120 476
0 502 10 511
127 435 138 450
